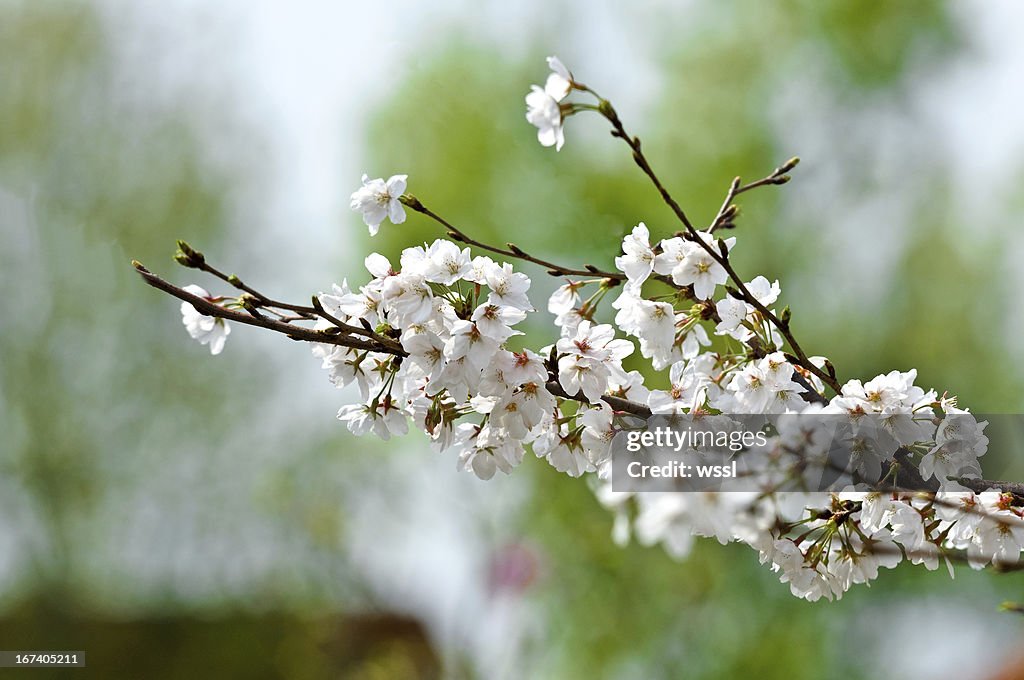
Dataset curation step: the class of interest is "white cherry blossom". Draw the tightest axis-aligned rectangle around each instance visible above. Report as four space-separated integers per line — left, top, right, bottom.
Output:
674 245 728 300
180 285 231 355
350 174 407 235
614 222 656 290
544 55 572 100
485 262 533 311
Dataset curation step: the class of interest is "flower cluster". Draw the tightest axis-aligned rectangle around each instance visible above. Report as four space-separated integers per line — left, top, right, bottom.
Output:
158 55 1024 601
614 400 1005 601
305 232 637 481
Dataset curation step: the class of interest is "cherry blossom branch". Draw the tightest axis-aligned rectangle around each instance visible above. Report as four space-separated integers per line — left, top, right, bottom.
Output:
133 261 406 355
708 159 799 234
308 294 406 355
885 451 1024 503
591 101 842 396
848 538 1024 573
399 195 625 281
175 241 318 317
884 448 1024 502
386 138 830 405
171 243 411 354
954 477 1024 502
137 258 658 416
401 192 684 294
545 380 651 417
390 161 828 405
127 55 1024 602
401 186 830 405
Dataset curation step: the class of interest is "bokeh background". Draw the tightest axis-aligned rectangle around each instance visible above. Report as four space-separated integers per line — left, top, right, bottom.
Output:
2 0 1024 678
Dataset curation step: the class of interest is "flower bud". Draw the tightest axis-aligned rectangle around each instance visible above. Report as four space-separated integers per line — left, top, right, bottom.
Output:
597 98 618 123
779 306 791 326
174 240 205 268
398 193 423 211
240 294 262 317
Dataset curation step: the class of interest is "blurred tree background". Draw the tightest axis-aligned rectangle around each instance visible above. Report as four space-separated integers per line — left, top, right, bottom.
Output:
2 0 1024 678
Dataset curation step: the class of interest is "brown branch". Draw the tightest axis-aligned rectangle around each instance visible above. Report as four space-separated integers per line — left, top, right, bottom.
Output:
602 115 697 233
594 100 841 397
133 261 405 355
709 159 798 234
174 241 408 353
400 195 624 281
953 476 1024 502
199 261 317 316
136 259 659 415
175 241 319 318
309 295 406 355
545 380 652 417
856 536 1024 574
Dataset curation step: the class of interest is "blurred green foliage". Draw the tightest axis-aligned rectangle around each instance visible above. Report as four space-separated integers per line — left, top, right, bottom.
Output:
0 3 398 675
1 0 233 600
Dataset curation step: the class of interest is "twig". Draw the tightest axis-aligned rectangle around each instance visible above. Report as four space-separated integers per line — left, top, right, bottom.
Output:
545 380 651 417
953 476 1024 502
709 159 797 234
137 260 661 416
202 262 317 316
134 261 402 355
309 295 406 355
594 101 841 396
400 196 624 281
857 537 1024 574
174 240 317 317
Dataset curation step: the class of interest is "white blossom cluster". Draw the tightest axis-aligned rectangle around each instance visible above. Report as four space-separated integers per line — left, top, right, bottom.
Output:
602 382 1009 601
304 233 634 481
170 56 1024 600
